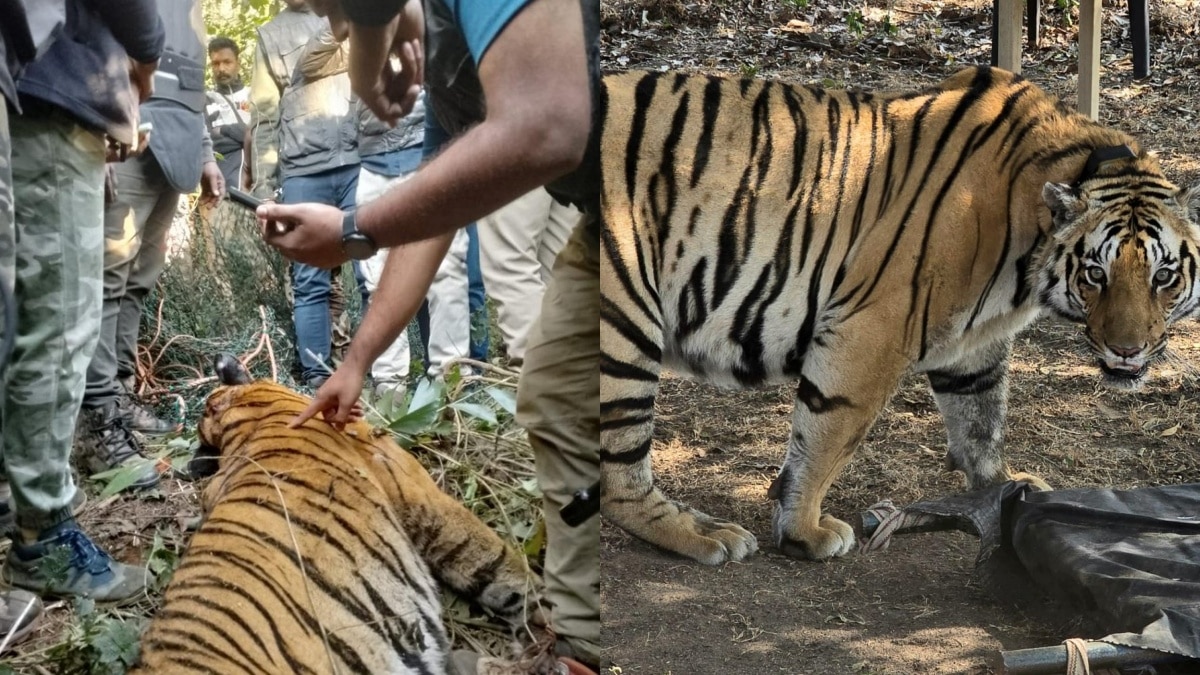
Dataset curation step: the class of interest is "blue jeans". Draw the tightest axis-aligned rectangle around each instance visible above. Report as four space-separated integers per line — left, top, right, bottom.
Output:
281 164 365 383
422 107 488 362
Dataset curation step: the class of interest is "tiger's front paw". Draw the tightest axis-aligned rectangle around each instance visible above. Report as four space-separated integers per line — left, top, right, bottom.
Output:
1009 471 1052 491
663 508 759 565
608 502 758 565
774 513 856 560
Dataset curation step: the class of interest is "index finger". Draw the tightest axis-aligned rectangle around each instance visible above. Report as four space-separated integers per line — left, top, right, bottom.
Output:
289 397 324 429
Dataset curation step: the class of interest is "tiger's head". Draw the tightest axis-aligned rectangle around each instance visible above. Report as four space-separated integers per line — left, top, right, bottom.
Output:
1038 152 1200 389
191 354 311 479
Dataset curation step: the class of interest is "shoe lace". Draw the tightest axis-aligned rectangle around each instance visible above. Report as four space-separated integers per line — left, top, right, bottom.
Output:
51 529 113 576
95 411 144 462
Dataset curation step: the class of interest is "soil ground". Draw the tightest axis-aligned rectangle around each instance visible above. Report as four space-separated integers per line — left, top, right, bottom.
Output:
599 1 1200 673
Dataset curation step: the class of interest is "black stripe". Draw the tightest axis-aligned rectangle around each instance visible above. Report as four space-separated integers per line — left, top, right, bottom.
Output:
796 376 853 413
599 354 660 381
600 395 656 416
692 76 723 189
678 256 709 338
601 436 652 463
600 296 662 361
625 72 660 205
927 362 1004 395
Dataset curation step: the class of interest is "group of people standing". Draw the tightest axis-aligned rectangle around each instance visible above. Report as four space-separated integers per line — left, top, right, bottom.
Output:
0 0 599 673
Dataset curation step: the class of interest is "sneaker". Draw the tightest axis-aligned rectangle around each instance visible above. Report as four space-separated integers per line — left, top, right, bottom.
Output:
0 482 87 536
75 403 160 491
0 588 41 653
3 522 148 604
117 394 181 436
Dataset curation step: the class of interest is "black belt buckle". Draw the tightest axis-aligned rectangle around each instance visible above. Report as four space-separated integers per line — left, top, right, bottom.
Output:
560 480 600 527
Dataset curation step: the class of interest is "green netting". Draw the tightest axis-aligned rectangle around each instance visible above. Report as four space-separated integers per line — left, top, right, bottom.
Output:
146 198 297 399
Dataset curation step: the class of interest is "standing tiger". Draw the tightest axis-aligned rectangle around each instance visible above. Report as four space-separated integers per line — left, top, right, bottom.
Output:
132 356 539 674
600 66 1200 565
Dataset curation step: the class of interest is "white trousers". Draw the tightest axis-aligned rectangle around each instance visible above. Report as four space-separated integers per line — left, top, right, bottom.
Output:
356 167 470 380
478 187 576 362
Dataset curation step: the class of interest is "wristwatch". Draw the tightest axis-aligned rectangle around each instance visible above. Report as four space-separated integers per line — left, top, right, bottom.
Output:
341 210 378 260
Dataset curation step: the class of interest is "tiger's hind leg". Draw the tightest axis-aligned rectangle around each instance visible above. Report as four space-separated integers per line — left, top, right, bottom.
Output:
600 311 758 566
926 338 1050 491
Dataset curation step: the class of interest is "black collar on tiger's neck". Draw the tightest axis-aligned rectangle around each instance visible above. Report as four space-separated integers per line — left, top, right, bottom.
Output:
1075 144 1138 186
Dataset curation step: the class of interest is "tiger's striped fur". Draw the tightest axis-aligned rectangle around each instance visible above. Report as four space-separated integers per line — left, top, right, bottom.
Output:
132 357 538 674
600 66 1200 565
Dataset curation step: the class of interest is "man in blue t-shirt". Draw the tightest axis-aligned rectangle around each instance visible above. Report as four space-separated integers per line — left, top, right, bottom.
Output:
256 1 600 672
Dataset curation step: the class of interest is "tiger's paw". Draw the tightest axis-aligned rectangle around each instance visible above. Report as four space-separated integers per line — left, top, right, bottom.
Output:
614 506 758 566
663 508 759 565
774 513 856 560
1009 471 1052 491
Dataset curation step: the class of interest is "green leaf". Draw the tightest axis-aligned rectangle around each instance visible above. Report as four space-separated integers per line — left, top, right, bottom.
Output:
96 459 156 497
388 378 448 438
522 518 546 559
484 386 517 417
91 617 142 666
408 377 446 413
451 401 497 426
388 400 443 437
165 436 195 451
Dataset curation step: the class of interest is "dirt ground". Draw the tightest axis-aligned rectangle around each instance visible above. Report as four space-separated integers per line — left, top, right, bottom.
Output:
599 1 1200 673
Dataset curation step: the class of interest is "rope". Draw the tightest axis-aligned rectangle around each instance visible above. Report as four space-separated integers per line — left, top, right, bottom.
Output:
859 500 943 554
1064 638 1092 675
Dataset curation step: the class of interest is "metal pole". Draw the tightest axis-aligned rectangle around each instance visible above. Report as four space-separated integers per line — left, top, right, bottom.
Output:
996 641 1188 674
1129 0 1150 79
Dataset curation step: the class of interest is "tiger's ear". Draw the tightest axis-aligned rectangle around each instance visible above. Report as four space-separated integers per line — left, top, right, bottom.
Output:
1176 183 1200 224
1042 182 1088 224
214 354 253 386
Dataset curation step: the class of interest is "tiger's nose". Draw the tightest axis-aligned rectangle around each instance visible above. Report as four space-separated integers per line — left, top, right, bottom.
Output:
1109 344 1143 359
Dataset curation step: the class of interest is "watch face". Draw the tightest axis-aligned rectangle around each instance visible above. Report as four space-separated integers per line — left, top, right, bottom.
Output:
342 234 376 261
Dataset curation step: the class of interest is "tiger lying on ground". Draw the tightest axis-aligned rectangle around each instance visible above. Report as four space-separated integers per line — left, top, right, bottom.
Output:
132 356 539 674
600 66 1200 565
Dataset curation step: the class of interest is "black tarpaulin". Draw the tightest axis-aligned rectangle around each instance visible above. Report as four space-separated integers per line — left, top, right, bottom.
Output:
867 482 1200 660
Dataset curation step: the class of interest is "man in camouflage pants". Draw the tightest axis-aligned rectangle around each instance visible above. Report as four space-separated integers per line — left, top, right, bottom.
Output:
0 0 161 605
0 4 43 644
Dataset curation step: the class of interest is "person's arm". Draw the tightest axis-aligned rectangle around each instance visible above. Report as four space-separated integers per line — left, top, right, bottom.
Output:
248 38 282 199
291 233 454 426
357 0 589 244
257 0 590 265
298 25 349 80
338 0 405 25
86 0 164 64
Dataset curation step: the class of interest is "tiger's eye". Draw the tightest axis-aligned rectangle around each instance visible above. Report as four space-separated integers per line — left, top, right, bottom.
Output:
1154 268 1176 285
1085 267 1106 284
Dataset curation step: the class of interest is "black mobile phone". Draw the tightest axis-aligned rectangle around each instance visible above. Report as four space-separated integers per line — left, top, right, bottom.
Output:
226 187 264 211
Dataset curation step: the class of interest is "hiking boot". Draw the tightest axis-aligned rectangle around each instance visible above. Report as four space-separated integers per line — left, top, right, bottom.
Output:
117 394 181 436
3 521 148 604
0 588 41 653
76 403 160 491
0 482 87 537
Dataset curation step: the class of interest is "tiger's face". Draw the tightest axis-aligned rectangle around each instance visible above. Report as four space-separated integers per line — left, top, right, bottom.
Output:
1038 176 1200 389
192 355 303 480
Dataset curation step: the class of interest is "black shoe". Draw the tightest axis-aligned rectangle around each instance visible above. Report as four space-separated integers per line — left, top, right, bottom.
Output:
117 394 181 437
76 403 160 492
